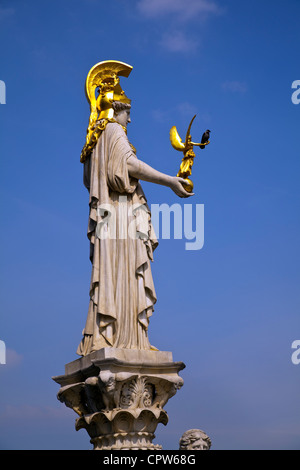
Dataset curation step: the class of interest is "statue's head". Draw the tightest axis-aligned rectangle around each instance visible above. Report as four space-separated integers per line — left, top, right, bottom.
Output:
112 101 131 128
81 60 133 162
179 429 211 450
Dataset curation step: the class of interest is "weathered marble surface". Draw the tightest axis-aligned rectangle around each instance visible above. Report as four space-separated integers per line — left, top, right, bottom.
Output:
53 348 185 450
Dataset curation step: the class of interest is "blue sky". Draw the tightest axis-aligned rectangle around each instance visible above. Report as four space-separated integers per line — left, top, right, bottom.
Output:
0 0 299 450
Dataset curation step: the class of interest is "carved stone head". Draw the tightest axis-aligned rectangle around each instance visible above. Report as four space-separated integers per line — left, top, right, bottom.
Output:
112 101 131 128
179 429 211 450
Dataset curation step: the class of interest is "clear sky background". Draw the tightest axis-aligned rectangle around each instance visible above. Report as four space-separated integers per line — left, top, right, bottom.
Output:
0 0 299 450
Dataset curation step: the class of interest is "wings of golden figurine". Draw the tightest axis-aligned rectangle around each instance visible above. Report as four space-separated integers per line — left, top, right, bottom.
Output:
170 115 211 193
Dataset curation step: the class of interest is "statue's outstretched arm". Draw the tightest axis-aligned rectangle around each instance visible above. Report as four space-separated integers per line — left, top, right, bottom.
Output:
127 155 194 199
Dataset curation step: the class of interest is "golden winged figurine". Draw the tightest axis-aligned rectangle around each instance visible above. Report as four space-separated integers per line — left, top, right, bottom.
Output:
170 115 210 192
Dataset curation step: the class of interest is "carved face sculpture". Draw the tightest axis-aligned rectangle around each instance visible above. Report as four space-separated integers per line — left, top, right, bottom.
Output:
106 376 116 392
120 382 133 408
115 109 131 128
179 429 211 450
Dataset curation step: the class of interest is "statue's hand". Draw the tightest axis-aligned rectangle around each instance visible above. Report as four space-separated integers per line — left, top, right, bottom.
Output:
170 177 194 198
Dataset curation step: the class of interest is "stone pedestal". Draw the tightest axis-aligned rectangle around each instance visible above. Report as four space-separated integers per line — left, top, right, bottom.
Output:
52 348 185 450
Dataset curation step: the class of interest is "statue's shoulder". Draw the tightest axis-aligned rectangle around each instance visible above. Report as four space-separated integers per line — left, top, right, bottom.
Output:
105 121 127 139
105 121 120 131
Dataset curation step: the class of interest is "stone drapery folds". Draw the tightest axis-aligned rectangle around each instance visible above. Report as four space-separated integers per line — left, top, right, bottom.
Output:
77 122 158 356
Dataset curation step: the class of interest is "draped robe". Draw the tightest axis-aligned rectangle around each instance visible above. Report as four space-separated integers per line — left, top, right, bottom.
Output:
77 122 158 356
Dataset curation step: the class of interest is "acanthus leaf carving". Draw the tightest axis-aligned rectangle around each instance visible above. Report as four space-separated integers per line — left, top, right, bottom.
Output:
120 376 154 410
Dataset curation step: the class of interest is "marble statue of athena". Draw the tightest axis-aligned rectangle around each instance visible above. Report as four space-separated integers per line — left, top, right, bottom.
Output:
77 61 192 356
